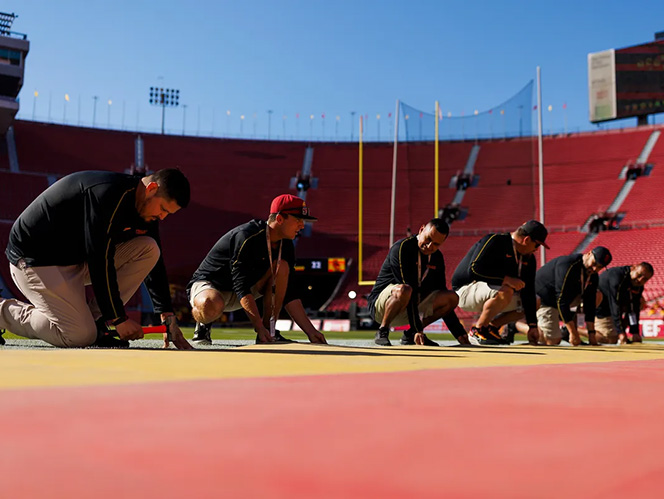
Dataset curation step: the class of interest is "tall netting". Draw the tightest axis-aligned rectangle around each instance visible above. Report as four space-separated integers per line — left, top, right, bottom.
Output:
401 80 534 141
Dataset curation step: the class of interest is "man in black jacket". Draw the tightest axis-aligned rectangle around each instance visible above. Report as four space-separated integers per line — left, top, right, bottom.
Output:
0 169 192 349
452 220 548 345
535 246 612 346
595 262 653 344
367 218 468 347
187 194 327 345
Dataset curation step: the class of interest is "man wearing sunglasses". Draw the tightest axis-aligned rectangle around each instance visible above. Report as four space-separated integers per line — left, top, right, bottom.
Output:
452 220 548 345
535 246 612 346
186 194 327 345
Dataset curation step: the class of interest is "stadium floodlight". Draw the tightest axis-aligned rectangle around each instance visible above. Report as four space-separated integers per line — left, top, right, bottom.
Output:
149 86 180 135
0 12 17 35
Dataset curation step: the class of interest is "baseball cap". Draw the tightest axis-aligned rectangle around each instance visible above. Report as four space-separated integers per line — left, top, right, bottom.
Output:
591 246 612 267
520 220 550 249
270 194 318 221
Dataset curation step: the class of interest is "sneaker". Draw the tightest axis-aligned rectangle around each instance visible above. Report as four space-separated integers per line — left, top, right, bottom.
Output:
274 330 295 343
400 329 415 345
192 322 212 345
0 328 5 346
470 325 508 345
92 318 130 348
255 329 295 344
91 334 130 349
375 327 391 346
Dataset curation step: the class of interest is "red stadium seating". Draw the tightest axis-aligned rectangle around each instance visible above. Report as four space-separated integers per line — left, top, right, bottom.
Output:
4 120 664 312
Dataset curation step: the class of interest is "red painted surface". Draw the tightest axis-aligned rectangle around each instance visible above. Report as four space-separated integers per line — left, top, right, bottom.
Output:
2 360 664 498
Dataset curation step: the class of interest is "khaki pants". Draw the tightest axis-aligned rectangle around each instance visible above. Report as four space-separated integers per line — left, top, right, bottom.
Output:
0 237 160 347
537 306 562 342
189 280 262 312
372 283 437 327
595 316 619 343
456 281 521 313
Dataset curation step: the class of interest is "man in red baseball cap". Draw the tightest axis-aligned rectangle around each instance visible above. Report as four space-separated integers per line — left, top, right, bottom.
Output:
186 194 326 345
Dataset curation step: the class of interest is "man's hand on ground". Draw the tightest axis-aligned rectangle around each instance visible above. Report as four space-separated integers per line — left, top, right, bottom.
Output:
256 326 274 343
163 323 193 350
307 330 328 344
527 326 539 345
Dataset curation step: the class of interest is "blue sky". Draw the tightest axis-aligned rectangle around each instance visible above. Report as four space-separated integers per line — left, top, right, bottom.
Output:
8 0 664 140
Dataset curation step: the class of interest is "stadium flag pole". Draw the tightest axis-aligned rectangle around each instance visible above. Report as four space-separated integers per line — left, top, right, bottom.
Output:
358 114 376 286
389 99 400 246
537 66 546 265
435 100 440 218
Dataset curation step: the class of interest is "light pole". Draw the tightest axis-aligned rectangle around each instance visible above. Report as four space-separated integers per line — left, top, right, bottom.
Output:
182 104 187 135
107 99 112 128
267 109 273 139
63 93 69 123
350 111 356 141
149 86 180 134
32 90 38 120
92 96 98 127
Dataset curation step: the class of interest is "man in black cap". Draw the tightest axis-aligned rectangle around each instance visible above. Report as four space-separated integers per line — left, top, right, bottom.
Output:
187 194 327 345
535 246 612 346
368 218 469 347
451 220 548 345
595 262 653 344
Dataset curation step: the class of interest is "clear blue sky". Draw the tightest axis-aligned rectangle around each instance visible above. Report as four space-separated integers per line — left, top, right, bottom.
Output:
8 0 664 140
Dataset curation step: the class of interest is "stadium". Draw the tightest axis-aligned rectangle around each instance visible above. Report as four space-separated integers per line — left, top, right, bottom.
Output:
2 9 664 498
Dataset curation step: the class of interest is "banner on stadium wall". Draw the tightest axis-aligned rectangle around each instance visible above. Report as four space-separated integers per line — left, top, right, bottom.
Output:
639 319 664 338
322 319 351 332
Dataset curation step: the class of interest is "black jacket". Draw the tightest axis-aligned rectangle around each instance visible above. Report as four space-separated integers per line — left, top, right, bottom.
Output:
535 254 598 324
187 219 296 304
596 265 642 333
452 233 537 324
5 171 172 321
368 236 466 337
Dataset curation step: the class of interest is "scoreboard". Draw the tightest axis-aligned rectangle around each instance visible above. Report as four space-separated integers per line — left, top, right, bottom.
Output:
589 39 664 123
294 258 346 273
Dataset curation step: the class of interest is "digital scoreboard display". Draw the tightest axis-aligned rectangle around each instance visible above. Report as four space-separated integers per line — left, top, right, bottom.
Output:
589 40 664 123
294 258 346 273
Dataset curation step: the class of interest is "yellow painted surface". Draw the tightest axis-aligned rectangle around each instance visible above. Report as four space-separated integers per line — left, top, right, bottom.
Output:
2 343 664 390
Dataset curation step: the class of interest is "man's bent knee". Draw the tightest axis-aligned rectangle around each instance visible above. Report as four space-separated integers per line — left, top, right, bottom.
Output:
391 284 412 303
193 292 224 323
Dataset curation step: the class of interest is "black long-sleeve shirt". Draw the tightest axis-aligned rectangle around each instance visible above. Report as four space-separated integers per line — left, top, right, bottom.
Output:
5 171 173 321
451 232 538 325
187 219 296 304
596 265 642 333
367 236 466 338
535 254 598 324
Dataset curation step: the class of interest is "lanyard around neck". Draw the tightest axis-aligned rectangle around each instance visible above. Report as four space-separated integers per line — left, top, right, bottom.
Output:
266 227 283 319
417 251 430 287
511 238 522 277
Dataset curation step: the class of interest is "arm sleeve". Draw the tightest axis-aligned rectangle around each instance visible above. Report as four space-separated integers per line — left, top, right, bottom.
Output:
84 186 132 321
556 261 578 324
142 225 173 314
521 259 538 325
469 235 506 285
442 310 467 339
395 240 424 332
605 272 626 333
582 274 599 322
